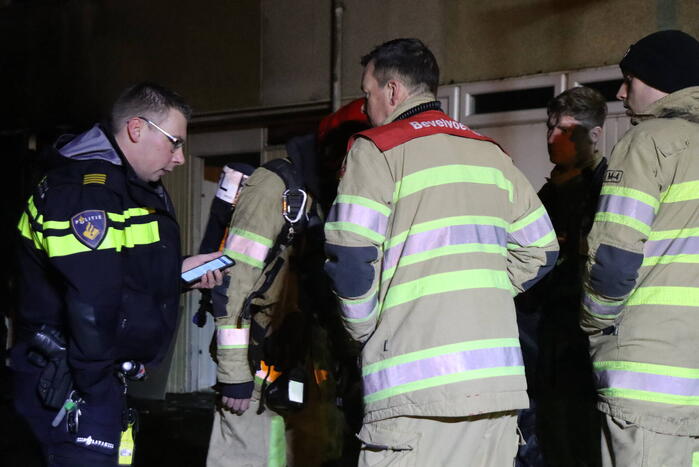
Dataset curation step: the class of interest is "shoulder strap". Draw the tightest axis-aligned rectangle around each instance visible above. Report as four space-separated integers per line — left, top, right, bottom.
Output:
262 158 309 248
241 158 309 320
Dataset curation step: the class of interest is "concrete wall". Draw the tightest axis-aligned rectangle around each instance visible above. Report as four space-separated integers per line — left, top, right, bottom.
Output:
260 0 699 106
2 0 697 130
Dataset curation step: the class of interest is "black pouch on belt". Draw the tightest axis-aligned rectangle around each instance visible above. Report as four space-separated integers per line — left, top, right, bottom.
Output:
26 324 74 409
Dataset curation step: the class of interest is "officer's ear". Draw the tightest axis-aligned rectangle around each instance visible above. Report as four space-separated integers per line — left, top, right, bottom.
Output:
588 125 603 145
125 117 144 144
387 79 408 107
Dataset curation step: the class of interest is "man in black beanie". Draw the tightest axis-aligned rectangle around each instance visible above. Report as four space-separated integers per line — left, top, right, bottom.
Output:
580 29 699 467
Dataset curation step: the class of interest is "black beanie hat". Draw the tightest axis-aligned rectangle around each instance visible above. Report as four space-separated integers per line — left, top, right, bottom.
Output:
620 30 699 94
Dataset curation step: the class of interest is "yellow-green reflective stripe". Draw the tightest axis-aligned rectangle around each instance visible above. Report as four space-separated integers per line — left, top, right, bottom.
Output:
227 228 274 248
30 207 153 230
44 220 70 229
364 366 524 404
602 186 659 211
18 212 44 249
363 338 520 376
594 212 651 236
27 195 38 219
335 194 391 217
650 227 699 241
509 205 546 232
599 387 699 406
325 221 385 243
627 286 699 307
693 451 699 467
45 222 160 257
661 181 699 204
107 207 152 222
267 415 286 467
642 254 699 267
385 215 508 250
382 243 507 284
393 165 514 203
594 361 699 379
224 249 264 269
508 230 556 249
382 269 511 312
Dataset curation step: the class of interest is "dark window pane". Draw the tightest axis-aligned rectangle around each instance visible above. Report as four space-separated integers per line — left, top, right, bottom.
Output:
580 79 624 102
473 86 554 114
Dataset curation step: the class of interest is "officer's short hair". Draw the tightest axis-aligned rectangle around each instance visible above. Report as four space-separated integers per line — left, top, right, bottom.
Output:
109 82 192 135
361 38 440 96
547 86 607 130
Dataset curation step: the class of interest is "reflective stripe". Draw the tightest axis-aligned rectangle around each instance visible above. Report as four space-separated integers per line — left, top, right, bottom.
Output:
583 293 624 317
339 293 378 321
383 244 507 284
595 361 699 398
507 206 555 247
601 186 659 211
216 326 250 349
382 269 512 312
327 197 389 239
597 194 656 227
362 339 523 404
661 180 699 204
594 212 652 236
383 222 507 274
334 194 391 216
107 208 153 222
393 164 514 203
645 235 699 258
224 228 272 268
627 286 699 307
693 452 699 467
599 387 699 405
268 415 286 467
325 221 386 244
18 212 44 250
43 221 160 257
643 254 699 267
386 215 509 250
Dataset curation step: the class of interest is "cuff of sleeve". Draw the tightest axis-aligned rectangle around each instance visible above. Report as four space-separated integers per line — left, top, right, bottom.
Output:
219 381 254 399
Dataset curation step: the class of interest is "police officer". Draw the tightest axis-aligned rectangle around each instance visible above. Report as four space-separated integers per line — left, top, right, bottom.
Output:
12 82 223 467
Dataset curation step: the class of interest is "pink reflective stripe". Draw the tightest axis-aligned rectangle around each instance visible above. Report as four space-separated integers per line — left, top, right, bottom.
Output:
225 234 269 263
598 194 656 226
217 327 250 348
507 215 554 246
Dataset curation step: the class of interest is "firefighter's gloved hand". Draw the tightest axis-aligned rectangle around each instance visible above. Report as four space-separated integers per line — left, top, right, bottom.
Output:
220 381 253 415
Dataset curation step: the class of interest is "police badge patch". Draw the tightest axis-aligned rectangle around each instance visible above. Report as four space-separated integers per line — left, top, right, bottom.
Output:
71 210 107 249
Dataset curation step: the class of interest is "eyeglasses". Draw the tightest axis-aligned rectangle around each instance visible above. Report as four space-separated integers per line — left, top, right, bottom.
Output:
137 116 184 153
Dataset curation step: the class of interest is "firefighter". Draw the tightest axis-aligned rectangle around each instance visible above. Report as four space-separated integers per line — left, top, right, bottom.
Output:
581 30 699 467
324 38 558 466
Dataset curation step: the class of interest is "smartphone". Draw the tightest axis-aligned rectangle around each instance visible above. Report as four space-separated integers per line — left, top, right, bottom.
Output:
181 254 235 285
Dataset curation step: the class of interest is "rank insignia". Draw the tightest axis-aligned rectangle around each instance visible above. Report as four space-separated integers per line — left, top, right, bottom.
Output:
83 173 107 185
71 210 107 249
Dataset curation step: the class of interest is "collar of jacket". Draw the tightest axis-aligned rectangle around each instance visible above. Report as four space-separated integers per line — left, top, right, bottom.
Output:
548 150 605 186
631 86 699 125
382 93 437 126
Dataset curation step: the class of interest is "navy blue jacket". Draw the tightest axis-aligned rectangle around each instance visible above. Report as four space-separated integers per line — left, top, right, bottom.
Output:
16 125 182 404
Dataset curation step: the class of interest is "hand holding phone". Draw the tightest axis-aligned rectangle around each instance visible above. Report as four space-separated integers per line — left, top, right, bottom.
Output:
181 254 235 286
